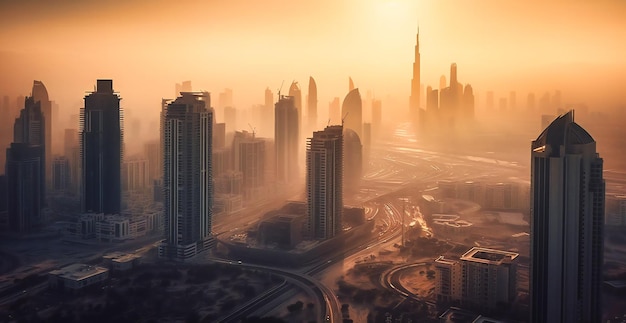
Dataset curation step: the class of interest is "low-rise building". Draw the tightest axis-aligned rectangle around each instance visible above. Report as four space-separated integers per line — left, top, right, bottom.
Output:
48 264 109 291
102 252 141 271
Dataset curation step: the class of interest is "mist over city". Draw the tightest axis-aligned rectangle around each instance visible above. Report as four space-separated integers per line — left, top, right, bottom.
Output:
1 1 625 322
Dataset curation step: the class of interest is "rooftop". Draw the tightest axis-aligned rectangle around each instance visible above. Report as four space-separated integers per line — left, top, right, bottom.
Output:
49 264 108 281
460 247 519 265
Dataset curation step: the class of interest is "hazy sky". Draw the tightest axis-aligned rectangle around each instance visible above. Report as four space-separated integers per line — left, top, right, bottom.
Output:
1 0 625 134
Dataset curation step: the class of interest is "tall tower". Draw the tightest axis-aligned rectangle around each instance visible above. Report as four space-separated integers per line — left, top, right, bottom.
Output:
274 96 299 184
341 88 363 140
306 125 343 240
32 81 52 189
81 80 122 215
530 111 604 323
307 76 318 134
6 96 46 232
409 28 421 121
160 92 213 261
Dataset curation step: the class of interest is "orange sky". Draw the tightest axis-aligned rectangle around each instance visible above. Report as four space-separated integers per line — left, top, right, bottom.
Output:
1 0 625 136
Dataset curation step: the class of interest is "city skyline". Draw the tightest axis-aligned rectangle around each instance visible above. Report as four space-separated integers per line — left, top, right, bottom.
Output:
1 1 624 123
0 2 625 322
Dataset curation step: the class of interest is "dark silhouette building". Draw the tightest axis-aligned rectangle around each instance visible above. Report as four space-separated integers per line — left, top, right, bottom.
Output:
12 96 46 207
530 111 604 323
275 96 299 184
159 92 214 260
6 143 44 232
341 88 362 140
80 80 122 215
32 81 52 189
306 125 343 240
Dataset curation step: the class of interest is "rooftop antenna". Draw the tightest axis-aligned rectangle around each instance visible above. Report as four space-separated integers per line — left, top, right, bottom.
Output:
327 118 331 127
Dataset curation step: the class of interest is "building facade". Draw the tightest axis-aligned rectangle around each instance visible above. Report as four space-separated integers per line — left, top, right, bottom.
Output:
81 80 122 214
306 125 343 240
530 111 604 323
275 96 299 184
159 92 213 261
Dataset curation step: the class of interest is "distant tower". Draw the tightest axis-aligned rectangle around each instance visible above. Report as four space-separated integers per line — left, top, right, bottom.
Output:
409 29 421 121
288 81 302 133
527 93 536 111
307 77 318 134
6 96 46 232
343 128 362 192
341 88 363 139
232 130 265 201
31 81 52 189
463 84 475 121
439 75 446 91
306 125 343 240
530 111 604 323
160 92 214 261
80 80 122 215
348 77 355 92
274 96 299 184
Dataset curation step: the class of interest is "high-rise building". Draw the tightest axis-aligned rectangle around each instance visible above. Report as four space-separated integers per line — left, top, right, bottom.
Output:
175 81 192 97
288 81 302 140
13 96 45 205
274 96 299 184
307 76 318 134
81 80 122 215
213 123 226 149
231 130 265 201
341 88 362 139
527 93 536 111
159 92 213 261
264 87 274 136
463 84 475 121
64 129 80 196
348 77 355 92
224 106 236 134
306 125 343 240
6 143 44 232
52 156 70 192
143 140 161 182
122 158 149 192
32 81 52 189
530 111 604 323
409 30 421 121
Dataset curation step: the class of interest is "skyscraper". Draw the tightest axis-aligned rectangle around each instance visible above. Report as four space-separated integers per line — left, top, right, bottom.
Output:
288 81 302 142
409 29 421 121
6 143 43 233
81 80 122 215
306 125 343 240
274 96 299 184
12 96 45 206
232 130 265 201
32 81 52 189
530 111 604 323
329 97 340 125
348 77 355 92
159 92 213 261
307 76 318 134
341 88 362 139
